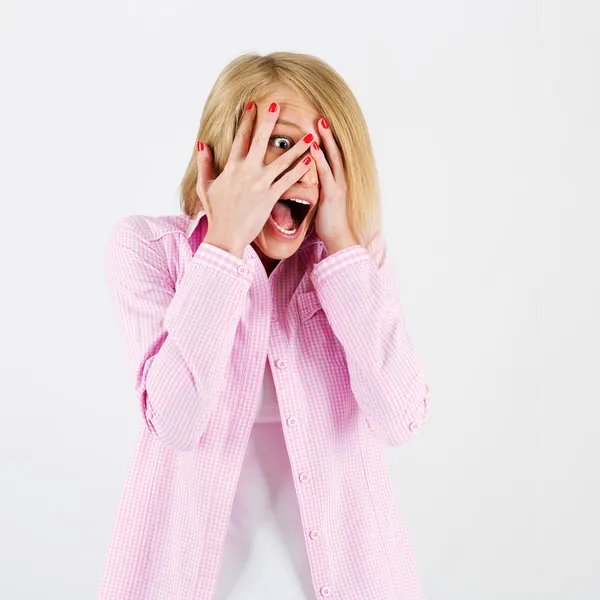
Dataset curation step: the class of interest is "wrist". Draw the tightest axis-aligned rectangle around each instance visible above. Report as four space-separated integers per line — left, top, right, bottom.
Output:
202 235 244 260
324 235 360 256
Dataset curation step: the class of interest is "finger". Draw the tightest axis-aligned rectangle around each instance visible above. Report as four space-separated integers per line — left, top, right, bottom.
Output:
229 100 257 162
308 140 336 189
318 118 344 181
246 101 279 164
271 155 314 201
263 131 315 183
196 141 215 204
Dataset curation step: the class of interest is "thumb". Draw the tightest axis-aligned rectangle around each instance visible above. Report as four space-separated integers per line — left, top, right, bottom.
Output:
196 141 215 204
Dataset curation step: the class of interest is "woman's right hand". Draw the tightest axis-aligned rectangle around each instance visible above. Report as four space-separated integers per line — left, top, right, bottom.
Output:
195 101 315 258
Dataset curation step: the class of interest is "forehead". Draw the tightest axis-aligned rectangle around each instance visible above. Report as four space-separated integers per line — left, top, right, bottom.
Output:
257 84 319 121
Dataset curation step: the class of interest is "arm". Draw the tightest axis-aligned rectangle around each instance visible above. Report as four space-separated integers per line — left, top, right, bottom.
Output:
105 217 253 451
310 233 429 447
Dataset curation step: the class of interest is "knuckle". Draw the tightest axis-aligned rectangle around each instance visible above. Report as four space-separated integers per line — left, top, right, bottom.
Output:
252 134 263 148
276 154 293 171
250 179 265 196
256 170 271 189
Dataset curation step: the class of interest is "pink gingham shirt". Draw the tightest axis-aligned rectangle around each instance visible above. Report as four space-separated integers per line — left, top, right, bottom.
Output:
99 208 430 600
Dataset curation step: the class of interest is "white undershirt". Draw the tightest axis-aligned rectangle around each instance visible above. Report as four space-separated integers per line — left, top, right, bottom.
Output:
213 356 314 599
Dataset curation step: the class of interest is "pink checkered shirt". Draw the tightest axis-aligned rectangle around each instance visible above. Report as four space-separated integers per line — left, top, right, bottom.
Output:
99 208 430 600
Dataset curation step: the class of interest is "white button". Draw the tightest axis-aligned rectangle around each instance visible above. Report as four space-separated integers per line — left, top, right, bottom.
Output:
237 265 248 275
319 585 330 596
271 314 278 322
298 471 310 483
286 416 298 427
309 529 320 540
276 359 287 369
408 421 418 432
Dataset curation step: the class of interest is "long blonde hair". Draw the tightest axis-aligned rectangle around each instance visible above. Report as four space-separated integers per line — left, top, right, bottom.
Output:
180 51 382 247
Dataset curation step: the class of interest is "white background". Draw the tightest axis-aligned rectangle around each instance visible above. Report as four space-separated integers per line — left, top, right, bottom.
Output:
1 0 598 598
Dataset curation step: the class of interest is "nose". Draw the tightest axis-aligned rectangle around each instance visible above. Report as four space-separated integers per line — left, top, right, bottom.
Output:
299 157 319 186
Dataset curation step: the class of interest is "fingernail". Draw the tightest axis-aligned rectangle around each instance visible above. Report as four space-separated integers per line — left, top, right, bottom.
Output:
303 156 312 165
303 133 314 144
246 101 254 110
321 118 328 129
312 141 319 150
197 141 204 152
268 102 278 112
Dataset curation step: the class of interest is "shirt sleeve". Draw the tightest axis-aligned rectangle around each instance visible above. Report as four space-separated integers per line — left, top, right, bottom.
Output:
310 233 430 447
105 217 253 451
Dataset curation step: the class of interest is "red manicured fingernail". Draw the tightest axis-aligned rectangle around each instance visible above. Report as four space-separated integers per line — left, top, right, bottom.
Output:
303 156 312 165
303 133 313 143
321 118 328 129
246 101 254 110
312 141 319 150
268 102 278 112
197 141 204 151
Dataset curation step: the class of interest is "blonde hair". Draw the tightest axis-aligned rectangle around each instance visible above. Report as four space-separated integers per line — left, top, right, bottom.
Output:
179 51 382 247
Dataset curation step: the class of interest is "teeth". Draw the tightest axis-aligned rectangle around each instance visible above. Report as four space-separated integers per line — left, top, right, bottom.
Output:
273 221 298 235
282 198 310 205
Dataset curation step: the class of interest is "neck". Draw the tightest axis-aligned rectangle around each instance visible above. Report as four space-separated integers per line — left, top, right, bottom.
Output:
251 242 280 277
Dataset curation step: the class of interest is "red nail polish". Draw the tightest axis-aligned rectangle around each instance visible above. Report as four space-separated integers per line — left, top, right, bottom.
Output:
303 133 313 143
268 102 278 112
303 156 311 165
312 141 319 150
321 118 328 129
246 101 254 110
197 141 204 152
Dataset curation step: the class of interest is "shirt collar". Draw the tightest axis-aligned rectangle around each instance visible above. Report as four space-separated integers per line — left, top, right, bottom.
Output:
185 210 204 238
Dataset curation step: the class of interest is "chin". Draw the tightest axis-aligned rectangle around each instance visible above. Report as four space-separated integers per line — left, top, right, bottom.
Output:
258 233 305 259
255 217 312 259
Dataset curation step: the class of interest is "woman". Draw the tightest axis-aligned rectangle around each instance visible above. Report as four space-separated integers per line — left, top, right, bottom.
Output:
99 52 430 600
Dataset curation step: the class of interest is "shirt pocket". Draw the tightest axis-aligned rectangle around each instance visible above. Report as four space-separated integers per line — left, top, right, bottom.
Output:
296 290 346 367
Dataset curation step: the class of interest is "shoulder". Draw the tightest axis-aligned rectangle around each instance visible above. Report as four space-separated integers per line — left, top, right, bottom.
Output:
105 215 193 282
108 213 189 243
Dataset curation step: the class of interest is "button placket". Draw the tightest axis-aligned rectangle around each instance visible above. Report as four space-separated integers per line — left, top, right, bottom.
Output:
272 349 326 591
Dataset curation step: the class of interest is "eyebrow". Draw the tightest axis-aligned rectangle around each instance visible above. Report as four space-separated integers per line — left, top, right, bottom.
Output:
276 118 302 132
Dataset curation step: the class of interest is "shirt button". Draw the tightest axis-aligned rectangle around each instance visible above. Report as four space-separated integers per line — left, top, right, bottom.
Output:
237 264 248 275
298 471 310 483
276 359 287 369
309 529 320 540
408 421 418 432
319 585 331 596
286 416 298 427
271 314 278 322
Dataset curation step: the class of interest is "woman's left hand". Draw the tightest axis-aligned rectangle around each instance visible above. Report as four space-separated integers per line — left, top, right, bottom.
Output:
309 118 360 253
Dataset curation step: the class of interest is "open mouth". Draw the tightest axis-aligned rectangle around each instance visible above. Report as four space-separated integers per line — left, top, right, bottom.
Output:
272 198 312 230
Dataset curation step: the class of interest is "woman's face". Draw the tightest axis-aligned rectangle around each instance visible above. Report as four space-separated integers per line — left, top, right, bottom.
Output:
249 84 322 272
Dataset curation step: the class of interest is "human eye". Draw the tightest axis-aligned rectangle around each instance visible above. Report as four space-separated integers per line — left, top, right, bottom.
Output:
270 135 293 151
